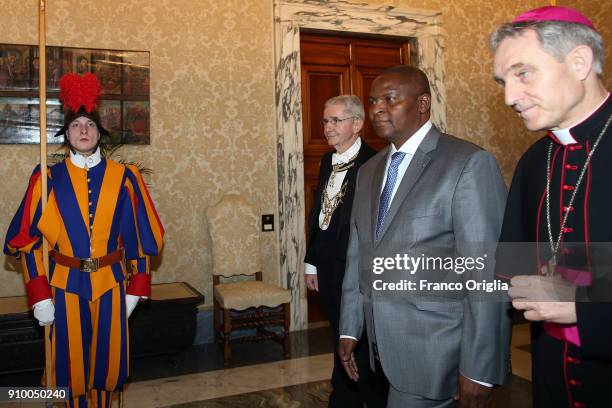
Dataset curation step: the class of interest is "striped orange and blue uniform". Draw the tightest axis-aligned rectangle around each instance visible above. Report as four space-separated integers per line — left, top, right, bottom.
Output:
4 158 164 407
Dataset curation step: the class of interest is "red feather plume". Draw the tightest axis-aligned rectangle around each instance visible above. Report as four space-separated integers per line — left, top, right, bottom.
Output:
58 73 101 113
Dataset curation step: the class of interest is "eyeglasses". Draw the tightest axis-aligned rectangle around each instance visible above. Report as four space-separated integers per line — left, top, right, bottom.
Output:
320 116 355 126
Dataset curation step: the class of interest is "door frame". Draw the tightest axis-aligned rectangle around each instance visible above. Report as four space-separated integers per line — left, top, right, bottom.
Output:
273 0 446 331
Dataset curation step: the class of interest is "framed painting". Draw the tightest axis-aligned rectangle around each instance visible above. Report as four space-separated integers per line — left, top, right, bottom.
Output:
31 47 62 90
0 97 61 143
123 52 149 96
122 101 149 144
98 99 122 143
0 45 31 90
94 51 122 95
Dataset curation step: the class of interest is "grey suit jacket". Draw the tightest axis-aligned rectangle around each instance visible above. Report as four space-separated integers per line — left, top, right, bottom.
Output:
340 125 511 399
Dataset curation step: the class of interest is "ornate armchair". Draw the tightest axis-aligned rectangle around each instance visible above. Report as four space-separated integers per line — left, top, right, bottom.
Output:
206 194 291 365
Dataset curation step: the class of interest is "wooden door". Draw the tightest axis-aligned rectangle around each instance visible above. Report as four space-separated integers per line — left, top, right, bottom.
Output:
301 32 412 323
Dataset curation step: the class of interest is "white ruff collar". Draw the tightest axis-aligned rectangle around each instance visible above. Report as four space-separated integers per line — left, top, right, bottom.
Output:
70 147 102 169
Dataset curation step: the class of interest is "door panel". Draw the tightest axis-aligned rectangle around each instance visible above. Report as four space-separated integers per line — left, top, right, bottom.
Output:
353 42 405 67
301 39 350 66
301 64 350 153
353 66 390 151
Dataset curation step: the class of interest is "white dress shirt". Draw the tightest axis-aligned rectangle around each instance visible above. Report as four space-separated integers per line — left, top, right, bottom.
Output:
380 120 432 201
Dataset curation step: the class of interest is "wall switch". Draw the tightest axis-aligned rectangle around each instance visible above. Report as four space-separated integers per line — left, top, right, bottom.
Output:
262 214 274 231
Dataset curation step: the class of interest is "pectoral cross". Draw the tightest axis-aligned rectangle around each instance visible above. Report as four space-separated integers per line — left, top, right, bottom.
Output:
540 257 556 277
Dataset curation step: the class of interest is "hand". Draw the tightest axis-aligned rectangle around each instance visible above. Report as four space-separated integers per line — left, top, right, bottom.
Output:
338 338 359 381
454 374 492 408
126 294 140 318
304 274 319 291
33 298 55 326
509 275 577 324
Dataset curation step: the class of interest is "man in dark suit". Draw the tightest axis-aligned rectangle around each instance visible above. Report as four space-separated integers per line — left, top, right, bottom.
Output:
304 95 387 407
339 66 511 407
492 6 612 407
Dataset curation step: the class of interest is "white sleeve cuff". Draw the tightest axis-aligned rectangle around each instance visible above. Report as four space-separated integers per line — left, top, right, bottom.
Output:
339 335 358 341
32 298 53 309
304 263 317 275
463 374 493 388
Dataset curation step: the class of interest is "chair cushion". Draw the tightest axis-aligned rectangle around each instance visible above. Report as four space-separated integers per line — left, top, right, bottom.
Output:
214 281 291 310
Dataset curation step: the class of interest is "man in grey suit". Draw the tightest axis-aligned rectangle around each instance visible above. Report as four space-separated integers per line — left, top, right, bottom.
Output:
338 65 511 407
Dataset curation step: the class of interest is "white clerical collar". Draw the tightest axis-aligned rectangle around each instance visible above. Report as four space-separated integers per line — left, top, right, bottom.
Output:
551 93 610 145
391 120 432 155
70 147 102 169
332 137 362 165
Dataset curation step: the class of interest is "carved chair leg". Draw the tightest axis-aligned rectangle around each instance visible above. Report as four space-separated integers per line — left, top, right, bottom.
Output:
256 306 264 335
213 300 221 344
283 302 291 358
223 308 232 365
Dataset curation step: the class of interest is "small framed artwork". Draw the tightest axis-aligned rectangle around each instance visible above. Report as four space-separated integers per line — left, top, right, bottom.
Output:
46 101 64 134
0 98 62 143
0 45 31 90
31 47 62 90
123 101 149 144
46 47 62 91
1 99 29 121
0 99 31 141
70 49 92 75
123 52 150 96
29 99 63 140
98 99 122 143
94 51 122 95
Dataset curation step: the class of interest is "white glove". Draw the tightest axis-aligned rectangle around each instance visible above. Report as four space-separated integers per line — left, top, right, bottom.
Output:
32 298 55 326
126 294 140 318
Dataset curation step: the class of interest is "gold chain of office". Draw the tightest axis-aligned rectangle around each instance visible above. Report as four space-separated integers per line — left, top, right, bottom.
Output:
320 154 358 229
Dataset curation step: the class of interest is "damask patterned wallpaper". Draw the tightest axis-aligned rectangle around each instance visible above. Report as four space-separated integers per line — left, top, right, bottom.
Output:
0 0 279 300
0 0 610 304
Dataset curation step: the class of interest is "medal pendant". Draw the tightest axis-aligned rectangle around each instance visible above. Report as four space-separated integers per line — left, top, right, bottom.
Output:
321 213 330 229
328 173 336 190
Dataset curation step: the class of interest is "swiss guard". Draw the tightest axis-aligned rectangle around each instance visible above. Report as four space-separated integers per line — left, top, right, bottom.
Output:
3 73 164 407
